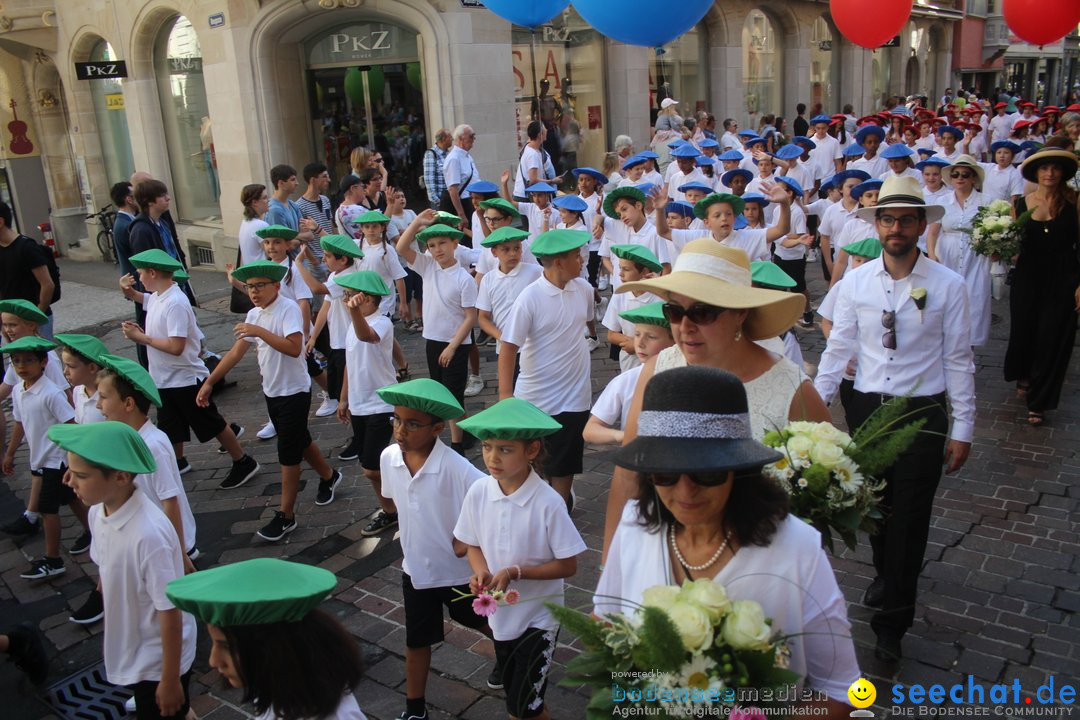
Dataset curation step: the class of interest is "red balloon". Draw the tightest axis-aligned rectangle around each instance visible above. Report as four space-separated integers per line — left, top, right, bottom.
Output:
830 0 913 49
1003 0 1080 46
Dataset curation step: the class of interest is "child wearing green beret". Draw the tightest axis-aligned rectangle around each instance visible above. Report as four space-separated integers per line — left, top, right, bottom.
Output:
374 379 493 720
476 228 543 375
602 244 662 372
166 558 366 720
355 211 411 379
596 188 671 290
56 334 108 426
655 187 791 263
50 421 196 720
453 398 587 720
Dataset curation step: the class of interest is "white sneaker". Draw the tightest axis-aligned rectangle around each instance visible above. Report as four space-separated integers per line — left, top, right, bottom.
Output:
586 337 601 353
598 274 609 290
315 392 337 417
464 374 485 397
124 696 136 713
257 420 277 440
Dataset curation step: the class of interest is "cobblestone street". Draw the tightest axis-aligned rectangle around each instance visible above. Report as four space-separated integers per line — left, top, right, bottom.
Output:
1 258 1077 719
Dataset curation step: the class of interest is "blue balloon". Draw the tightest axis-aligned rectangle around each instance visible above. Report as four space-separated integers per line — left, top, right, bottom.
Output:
483 0 571 28
572 0 713 46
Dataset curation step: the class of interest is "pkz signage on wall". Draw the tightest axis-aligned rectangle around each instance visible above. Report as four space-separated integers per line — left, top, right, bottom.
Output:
74 60 128 80
307 22 419 67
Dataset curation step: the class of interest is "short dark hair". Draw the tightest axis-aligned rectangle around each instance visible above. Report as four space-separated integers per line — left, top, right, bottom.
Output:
60 345 101 369
134 180 168 213
796 103 806 114
0 200 12 228
538 248 579 268
358 168 380 186
10 350 47 362
223 609 363 719
527 121 543 140
633 469 790 547
110 182 133 208
339 174 361 196
723 118 736 131
97 368 151 414
302 163 328 184
270 164 296 189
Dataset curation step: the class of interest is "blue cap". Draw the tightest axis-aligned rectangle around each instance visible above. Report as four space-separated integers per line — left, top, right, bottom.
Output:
665 201 695 218
634 182 659 196
622 154 648 170
638 150 660 160
525 182 557 194
792 136 817 149
677 181 714 195
774 175 804 196
880 144 915 159
832 169 871 185
990 140 1021 155
696 156 718 167
772 145 804 161
698 138 720 149
721 168 753 187
552 194 588 212
737 129 758 137
571 167 608 185
718 150 744 162
671 144 701 159
937 125 963 140
1019 140 1043 153
466 180 498 194
842 143 866 158
851 179 883 200
744 136 766 148
916 148 938 157
915 157 951 170
855 125 886 144
734 215 749 230
742 193 770 207
819 178 836 193
810 114 832 125
667 139 691 149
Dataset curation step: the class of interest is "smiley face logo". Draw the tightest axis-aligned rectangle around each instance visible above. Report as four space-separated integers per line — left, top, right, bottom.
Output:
848 677 877 708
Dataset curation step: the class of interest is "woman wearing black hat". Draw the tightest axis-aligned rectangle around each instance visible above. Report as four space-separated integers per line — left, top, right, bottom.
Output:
1004 150 1080 426
596 366 860 714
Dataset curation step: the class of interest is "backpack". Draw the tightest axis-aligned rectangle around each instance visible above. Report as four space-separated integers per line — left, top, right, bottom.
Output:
20 235 60 304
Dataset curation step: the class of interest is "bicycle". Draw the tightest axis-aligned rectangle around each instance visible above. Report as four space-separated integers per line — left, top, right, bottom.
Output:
87 204 117 264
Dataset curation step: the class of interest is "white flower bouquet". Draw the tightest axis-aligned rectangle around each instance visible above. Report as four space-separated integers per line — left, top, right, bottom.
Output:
968 199 1024 260
548 579 797 718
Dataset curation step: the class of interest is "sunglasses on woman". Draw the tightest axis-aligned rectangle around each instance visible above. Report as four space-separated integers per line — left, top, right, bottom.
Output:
649 472 731 487
661 302 729 326
950 171 974 179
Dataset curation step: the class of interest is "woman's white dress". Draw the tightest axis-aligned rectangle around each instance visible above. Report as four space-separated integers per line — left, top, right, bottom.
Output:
935 189 990 346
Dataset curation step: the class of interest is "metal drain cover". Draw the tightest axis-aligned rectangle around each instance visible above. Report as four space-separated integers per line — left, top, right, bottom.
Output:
47 663 131 720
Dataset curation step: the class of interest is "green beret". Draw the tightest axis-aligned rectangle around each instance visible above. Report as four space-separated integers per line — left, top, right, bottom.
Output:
434 211 462 226
750 261 796 289
0 336 56 354
356 210 391 224
98 353 163 408
480 227 529 248
603 186 646 219
0 299 48 325
335 270 391 297
129 249 183 273
54 334 108 366
477 198 521 219
232 260 288 284
610 244 662 273
255 224 298 240
173 268 189 282
842 237 883 260
530 229 589 257
456 398 562 441
416 223 464 244
694 193 745 220
618 300 670 329
376 378 464 420
48 421 157 474
320 234 364 260
166 558 336 627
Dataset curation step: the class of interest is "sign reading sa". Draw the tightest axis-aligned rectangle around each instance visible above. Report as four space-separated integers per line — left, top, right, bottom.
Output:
74 61 128 80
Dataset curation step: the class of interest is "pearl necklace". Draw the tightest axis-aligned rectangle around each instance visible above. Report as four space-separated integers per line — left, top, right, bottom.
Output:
669 525 733 572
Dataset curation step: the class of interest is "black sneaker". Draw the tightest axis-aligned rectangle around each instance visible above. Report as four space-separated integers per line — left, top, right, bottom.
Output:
69 530 92 555
475 330 492 346
257 511 296 541
220 455 260 489
217 423 244 453
6 622 49 685
337 441 360 461
70 589 104 625
1 513 40 537
176 457 192 475
486 661 504 690
20 557 65 580
360 511 398 537
396 710 428 720
798 312 815 328
315 470 343 506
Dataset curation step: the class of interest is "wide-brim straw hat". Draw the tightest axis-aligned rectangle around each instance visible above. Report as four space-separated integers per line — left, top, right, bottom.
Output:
616 240 803 341
855 175 945 224
942 154 985 189
1019 149 1079 183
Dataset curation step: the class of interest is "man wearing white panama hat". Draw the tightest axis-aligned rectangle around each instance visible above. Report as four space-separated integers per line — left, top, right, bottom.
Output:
814 174 976 663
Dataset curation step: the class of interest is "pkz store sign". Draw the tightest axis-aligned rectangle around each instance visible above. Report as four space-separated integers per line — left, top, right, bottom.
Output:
307 23 418 66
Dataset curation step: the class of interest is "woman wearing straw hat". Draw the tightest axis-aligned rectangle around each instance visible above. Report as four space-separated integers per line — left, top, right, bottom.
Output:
926 155 991 346
1004 149 1080 426
595 366 860 714
601 240 831 555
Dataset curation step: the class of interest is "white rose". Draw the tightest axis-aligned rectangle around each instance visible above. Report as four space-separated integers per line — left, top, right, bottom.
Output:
680 578 732 623
786 421 815 435
721 599 773 651
810 440 846 469
786 435 814 467
990 199 1012 213
642 585 681 609
666 601 714 653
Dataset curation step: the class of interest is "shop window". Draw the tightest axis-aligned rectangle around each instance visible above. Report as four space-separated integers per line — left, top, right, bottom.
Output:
810 17 838 113
742 10 782 129
88 40 135 186
652 25 709 123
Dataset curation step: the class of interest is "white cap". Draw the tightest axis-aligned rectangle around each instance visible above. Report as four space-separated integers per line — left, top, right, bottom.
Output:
660 98 679 110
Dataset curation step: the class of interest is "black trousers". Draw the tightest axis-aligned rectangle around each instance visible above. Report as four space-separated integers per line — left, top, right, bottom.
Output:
847 390 948 639
134 304 148 369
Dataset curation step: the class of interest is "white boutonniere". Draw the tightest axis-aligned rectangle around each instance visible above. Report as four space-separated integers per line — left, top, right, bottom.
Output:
910 287 927 323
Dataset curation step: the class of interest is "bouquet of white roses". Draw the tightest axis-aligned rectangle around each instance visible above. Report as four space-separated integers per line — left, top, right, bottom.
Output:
968 199 1024 259
548 580 797 719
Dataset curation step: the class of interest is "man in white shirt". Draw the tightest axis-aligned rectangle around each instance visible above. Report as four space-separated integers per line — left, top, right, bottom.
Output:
988 102 1014 144
512 121 556 200
442 124 480 224
808 115 843 179
814 175 974 665
719 118 741 152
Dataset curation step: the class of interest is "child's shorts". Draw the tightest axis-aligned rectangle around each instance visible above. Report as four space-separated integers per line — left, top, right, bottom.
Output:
495 627 558 718
37 466 73 514
157 380 228 445
326 348 346 400
264 390 312 466
402 572 488 648
543 410 589 477
424 340 470 407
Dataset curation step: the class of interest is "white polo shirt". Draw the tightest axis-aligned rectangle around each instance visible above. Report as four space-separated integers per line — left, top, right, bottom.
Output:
502 275 593 415
408 251 477 344
520 202 555 241
667 168 708 202
143 283 206 389
323 267 354 351
808 133 841 179
591 364 644 431
137 420 197 554
476 261 543 352
380 439 484 589
89 488 196 685
3 349 68 390
453 471 587 641
475 241 538 277
12 375 73 470
345 312 395 416
359 241 408 316
276 257 313 306
243 295 311 398
848 154 889 178
73 386 105 424
773 203 808 261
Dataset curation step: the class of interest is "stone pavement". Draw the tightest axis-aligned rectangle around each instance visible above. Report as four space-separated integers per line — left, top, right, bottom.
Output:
1 257 1077 719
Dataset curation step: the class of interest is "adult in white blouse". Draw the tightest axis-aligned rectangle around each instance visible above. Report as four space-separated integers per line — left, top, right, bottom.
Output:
979 141 1024 204
815 175 974 663
238 184 270 265
596 365 859 715
442 124 480 226
926 155 990 346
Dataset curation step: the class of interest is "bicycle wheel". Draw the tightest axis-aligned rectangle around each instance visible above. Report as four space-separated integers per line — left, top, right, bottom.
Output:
97 230 116 264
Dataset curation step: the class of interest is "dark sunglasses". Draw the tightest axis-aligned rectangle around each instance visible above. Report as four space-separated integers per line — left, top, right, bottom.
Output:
649 472 731 487
662 302 729 326
881 309 897 350
950 171 974 179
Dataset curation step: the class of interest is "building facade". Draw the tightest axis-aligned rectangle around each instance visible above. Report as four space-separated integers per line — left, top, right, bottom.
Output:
0 0 960 267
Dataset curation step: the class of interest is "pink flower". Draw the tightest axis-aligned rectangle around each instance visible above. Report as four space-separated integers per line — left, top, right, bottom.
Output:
472 593 498 617
504 589 520 605
731 707 768 720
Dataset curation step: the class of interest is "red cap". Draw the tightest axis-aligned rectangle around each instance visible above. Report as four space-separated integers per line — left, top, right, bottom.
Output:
1067 103 1080 112
1011 119 1034 132
1043 106 1060 114
1019 101 1035 108
993 102 1008 110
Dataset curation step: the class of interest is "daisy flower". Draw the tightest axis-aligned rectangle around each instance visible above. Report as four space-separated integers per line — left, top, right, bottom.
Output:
472 593 497 617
